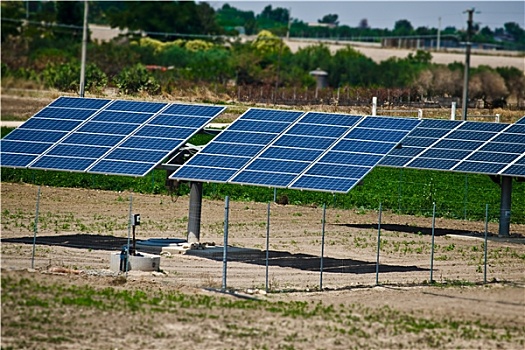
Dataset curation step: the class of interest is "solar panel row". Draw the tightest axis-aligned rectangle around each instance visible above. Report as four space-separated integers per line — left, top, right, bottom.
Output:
170 111 421 193
380 119 525 177
0 97 226 176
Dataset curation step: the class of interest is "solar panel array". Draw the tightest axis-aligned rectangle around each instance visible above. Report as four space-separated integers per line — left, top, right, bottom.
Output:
171 110 421 193
1 97 225 176
381 119 525 177
516 116 525 125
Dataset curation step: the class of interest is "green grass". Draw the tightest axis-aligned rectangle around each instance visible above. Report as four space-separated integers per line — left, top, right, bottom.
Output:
2 275 524 349
1 127 524 223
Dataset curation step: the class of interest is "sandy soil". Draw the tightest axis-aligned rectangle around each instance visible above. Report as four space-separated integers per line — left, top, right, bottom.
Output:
1 183 525 349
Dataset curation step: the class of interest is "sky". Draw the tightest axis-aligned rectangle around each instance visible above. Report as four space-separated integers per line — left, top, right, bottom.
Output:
208 1 525 30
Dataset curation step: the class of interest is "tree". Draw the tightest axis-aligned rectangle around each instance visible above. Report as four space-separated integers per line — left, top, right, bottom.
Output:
393 19 413 36
318 14 339 26
358 19 369 29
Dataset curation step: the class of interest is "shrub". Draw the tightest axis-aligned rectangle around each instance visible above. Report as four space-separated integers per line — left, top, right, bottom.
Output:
114 63 160 95
42 62 108 92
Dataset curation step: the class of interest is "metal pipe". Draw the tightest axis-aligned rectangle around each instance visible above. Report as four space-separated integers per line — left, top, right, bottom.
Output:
484 204 489 284
430 202 436 283
222 196 230 292
126 194 133 275
31 186 41 269
375 203 382 286
265 202 270 293
320 203 326 290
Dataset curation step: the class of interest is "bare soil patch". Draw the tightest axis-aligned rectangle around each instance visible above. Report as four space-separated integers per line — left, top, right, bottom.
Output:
2 183 525 349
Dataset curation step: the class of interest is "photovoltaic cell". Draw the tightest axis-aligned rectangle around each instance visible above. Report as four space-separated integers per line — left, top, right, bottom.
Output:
1 97 226 176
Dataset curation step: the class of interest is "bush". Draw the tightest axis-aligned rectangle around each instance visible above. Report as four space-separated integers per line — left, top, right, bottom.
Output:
114 63 160 95
42 62 108 92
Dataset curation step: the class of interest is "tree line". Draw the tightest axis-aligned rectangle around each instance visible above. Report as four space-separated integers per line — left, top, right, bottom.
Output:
1 1 524 107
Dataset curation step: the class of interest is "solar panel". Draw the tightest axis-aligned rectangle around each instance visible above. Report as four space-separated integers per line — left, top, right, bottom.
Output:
380 119 525 178
1 97 226 177
289 116 421 193
169 108 305 183
230 112 363 188
515 116 525 125
0 97 111 168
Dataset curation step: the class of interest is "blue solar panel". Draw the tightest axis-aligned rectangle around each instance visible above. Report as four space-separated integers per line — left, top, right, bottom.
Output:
420 149 472 160
21 117 81 131
92 111 153 124
502 165 525 176
0 97 226 176
106 100 167 113
76 122 139 135
1 153 38 167
259 147 323 162
149 115 213 128
273 135 336 149
465 152 519 163
233 171 298 188
453 161 507 174
286 123 349 138
162 104 224 117
506 124 525 134
515 116 525 125
5 129 67 142
49 97 111 109
89 160 155 176
31 156 95 172
47 144 108 158
34 107 98 120
169 108 305 183
1 140 51 155
332 139 396 154
291 176 359 193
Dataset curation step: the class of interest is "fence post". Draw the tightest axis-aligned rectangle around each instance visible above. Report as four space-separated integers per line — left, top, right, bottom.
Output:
319 203 326 290
126 194 133 276
418 109 423 119
375 203 382 286
450 102 456 120
222 196 230 291
265 202 271 292
31 186 42 269
484 204 489 284
430 202 436 283
372 96 377 116
495 114 500 123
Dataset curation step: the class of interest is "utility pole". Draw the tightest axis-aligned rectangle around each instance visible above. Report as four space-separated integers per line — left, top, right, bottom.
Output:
436 17 441 51
79 0 88 98
286 8 292 39
461 8 475 121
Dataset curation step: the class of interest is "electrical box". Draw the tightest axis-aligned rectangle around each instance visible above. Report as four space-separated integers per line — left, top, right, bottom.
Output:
132 214 141 226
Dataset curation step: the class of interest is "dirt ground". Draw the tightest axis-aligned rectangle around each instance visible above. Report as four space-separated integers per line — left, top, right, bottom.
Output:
1 182 525 349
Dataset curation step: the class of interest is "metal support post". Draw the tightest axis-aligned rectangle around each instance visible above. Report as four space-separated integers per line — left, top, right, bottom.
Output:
461 9 475 120
187 182 203 243
372 96 377 116
450 102 456 120
498 176 512 237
